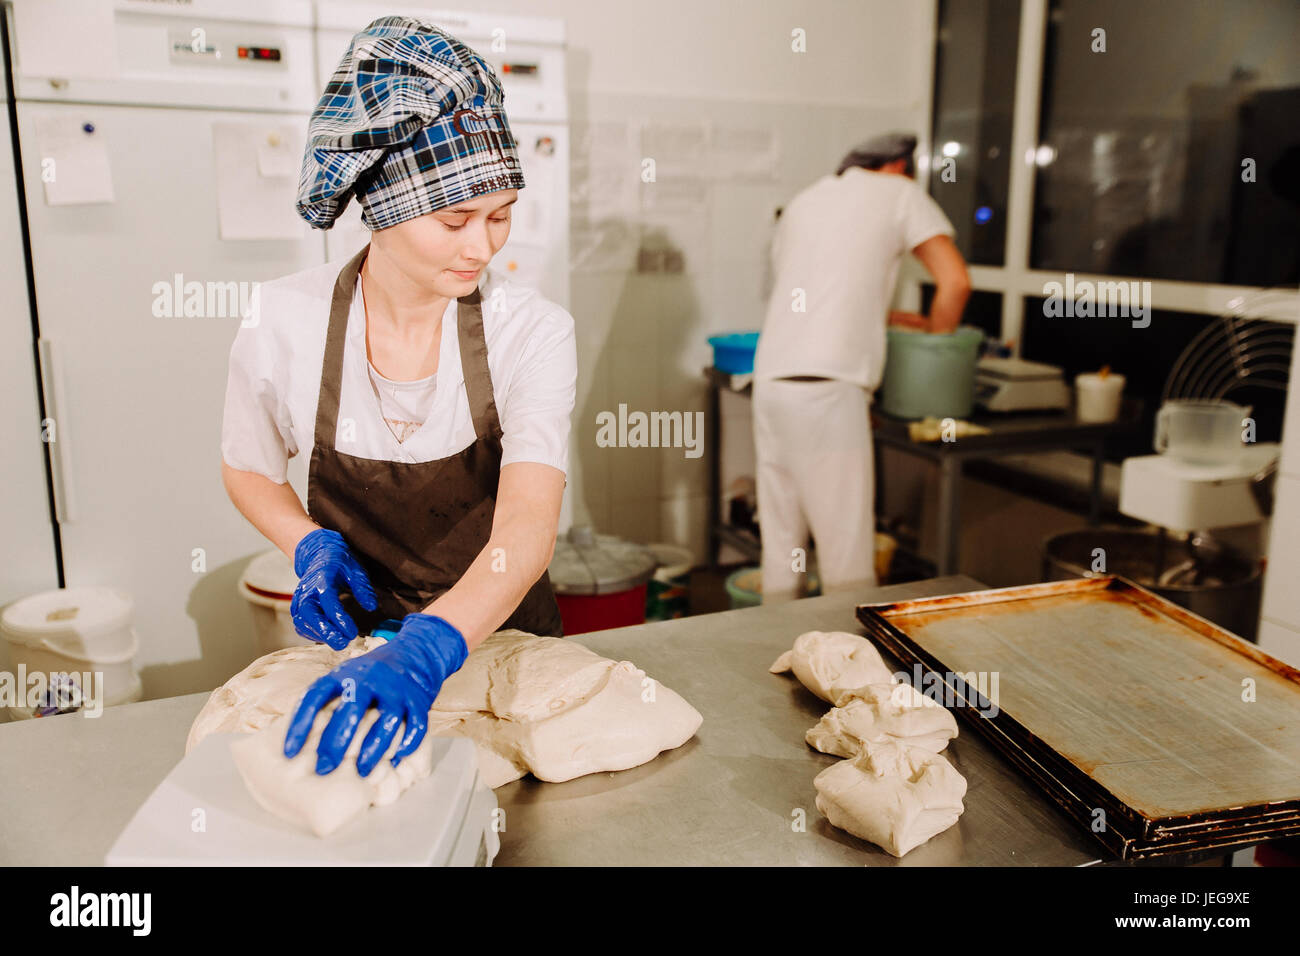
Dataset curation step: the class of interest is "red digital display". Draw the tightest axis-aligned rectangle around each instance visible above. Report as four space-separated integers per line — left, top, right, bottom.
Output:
237 46 282 62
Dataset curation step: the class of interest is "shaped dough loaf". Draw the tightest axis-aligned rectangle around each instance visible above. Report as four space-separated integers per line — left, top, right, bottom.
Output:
189 629 702 835
769 630 898 703
813 741 967 857
806 682 958 757
230 704 436 838
772 630 968 856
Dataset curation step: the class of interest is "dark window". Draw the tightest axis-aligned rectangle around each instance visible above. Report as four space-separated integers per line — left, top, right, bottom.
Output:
1032 0 1300 285
922 284 1002 340
928 0 1021 267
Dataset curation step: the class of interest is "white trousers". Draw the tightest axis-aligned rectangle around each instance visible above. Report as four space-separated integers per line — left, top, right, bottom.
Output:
752 378 877 602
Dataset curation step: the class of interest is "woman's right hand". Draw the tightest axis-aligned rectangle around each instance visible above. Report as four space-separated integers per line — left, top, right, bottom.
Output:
290 528 378 650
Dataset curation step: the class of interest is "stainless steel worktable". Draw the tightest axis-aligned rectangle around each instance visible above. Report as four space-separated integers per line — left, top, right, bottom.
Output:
0 576 1108 866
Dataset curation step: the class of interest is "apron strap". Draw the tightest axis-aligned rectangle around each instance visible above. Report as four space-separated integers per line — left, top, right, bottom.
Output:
313 245 369 453
455 285 504 441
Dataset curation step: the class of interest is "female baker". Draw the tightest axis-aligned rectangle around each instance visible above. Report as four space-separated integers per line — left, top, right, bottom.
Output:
220 18 575 778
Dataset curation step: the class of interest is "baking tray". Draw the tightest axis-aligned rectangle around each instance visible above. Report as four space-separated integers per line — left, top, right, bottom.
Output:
856 576 1300 860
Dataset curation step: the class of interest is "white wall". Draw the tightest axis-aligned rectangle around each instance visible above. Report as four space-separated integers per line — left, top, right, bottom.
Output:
319 0 938 561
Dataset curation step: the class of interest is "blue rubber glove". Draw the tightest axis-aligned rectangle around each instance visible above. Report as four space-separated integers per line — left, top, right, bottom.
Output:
283 613 468 777
290 528 378 650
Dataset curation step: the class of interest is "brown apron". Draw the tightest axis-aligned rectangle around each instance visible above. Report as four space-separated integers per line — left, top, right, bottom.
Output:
305 245 564 637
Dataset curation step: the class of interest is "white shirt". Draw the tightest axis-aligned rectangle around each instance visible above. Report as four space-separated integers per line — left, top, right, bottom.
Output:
367 362 436 444
221 261 576 484
753 168 955 388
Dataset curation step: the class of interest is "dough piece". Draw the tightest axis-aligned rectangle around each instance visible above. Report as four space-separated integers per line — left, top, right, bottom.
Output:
906 417 991 443
770 631 898 703
813 741 967 857
426 710 527 789
186 636 386 751
189 628 703 834
431 630 535 713
509 661 703 782
487 636 613 721
806 682 958 757
230 703 435 838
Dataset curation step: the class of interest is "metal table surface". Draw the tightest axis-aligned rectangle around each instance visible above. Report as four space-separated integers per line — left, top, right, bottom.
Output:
1 576 1112 866
702 365 1138 576
872 405 1139 576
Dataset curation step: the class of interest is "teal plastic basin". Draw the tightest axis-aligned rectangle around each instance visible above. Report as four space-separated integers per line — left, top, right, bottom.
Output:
879 325 985 419
708 332 760 374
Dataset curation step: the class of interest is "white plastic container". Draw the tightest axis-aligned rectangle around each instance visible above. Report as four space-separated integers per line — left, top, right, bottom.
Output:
1 586 142 719
1154 399 1251 464
239 550 313 654
1074 371 1126 423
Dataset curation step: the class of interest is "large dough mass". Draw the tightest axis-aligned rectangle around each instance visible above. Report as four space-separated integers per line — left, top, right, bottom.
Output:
190 630 702 836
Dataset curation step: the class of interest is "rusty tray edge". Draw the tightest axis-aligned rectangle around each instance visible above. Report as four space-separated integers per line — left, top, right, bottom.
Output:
862 575 1300 685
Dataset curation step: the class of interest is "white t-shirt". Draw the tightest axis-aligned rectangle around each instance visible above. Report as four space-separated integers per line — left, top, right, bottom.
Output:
367 360 436 445
221 261 576 484
753 169 955 388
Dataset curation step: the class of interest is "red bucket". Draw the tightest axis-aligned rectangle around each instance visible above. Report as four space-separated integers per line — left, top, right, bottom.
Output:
556 584 649 636
549 527 658 636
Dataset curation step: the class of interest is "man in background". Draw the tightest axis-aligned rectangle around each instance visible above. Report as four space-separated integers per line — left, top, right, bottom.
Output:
752 132 971 600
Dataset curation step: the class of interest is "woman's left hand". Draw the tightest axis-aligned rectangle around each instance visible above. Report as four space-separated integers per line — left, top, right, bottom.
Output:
282 613 468 776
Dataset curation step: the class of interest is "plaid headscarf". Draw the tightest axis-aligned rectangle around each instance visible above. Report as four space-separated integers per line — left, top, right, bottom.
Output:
296 16 526 231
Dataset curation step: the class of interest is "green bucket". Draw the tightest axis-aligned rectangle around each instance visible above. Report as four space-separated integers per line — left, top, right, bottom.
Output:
645 543 694 621
725 567 822 608
879 325 984 419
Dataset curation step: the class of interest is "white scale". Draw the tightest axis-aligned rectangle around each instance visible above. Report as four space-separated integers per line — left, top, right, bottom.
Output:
106 734 500 866
975 357 1071 412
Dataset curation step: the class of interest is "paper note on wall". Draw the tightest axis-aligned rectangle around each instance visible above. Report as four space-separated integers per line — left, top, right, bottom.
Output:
212 122 306 241
34 116 115 205
256 135 298 178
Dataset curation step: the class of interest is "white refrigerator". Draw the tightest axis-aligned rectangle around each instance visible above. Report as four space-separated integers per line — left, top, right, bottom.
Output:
6 0 325 696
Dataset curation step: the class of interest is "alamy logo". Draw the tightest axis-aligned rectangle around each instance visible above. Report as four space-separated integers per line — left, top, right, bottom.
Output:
50 886 151 936
0 666 103 718
595 404 704 459
152 274 259 323
1042 274 1151 328
893 665 1000 717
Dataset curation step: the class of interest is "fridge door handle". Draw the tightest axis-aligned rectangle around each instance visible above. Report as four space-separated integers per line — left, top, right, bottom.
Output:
37 337 76 524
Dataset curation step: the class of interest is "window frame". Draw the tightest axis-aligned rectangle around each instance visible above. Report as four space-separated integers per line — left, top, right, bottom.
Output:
916 0 1299 350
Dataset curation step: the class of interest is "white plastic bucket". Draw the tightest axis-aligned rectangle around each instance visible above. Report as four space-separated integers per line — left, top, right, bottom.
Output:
1 586 142 719
239 550 313 654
